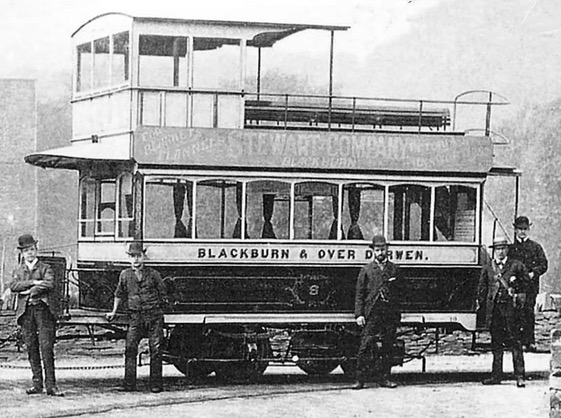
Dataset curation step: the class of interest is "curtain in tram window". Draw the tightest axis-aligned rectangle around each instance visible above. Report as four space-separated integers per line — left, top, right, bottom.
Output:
173 182 189 238
347 187 364 240
261 194 276 239
232 183 249 238
329 194 345 240
125 194 135 237
434 186 452 240
185 182 194 238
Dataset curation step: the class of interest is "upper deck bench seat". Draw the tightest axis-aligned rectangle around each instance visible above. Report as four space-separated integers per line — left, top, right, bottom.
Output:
244 99 451 131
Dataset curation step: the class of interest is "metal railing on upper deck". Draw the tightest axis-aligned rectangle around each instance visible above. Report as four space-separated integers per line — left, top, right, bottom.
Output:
244 92 451 133
131 87 510 135
244 90 509 135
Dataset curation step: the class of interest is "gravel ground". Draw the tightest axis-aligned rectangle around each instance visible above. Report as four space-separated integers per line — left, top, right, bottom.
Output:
0 315 553 417
0 348 551 418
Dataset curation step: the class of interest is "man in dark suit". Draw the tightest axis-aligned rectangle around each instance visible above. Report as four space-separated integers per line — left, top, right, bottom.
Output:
479 236 530 388
352 235 402 389
9 234 63 396
508 216 548 352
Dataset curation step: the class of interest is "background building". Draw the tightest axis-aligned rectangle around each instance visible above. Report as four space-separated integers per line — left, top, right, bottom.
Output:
0 78 75 299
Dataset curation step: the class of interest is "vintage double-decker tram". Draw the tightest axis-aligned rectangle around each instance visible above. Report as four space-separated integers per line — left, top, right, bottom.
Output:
26 13 517 379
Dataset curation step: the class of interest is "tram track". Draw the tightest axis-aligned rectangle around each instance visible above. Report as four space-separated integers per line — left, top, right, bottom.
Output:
37 380 353 418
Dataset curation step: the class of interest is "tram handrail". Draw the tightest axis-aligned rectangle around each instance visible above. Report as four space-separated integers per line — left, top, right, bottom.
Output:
483 199 511 242
72 85 511 107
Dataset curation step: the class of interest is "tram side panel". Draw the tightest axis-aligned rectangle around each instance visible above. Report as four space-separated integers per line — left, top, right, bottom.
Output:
76 264 480 317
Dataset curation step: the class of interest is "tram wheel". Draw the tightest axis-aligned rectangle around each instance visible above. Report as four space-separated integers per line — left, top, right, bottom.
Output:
296 360 339 376
214 358 269 382
212 326 271 383
291 330 340 376
166 325 214 379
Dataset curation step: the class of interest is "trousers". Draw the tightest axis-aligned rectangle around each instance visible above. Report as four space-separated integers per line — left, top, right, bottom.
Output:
124 309 164 390
490 302 525 378
521 293 537 346
355 307 397 382
18 303 57 391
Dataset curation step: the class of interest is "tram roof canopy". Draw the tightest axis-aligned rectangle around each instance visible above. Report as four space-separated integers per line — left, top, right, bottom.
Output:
72 12 349 48
25 142 131 170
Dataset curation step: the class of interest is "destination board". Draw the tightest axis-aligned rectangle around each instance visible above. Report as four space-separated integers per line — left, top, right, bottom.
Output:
79 242 479 265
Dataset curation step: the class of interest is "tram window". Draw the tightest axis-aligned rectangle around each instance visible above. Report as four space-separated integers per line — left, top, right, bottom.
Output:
342 183 384 241
192 38 241 90
388 185 431 241
76 42 92 92
93 37 111 89
139 35 188 87
79 177 96 237
97 181 116 235
196 180 239 239
117 173 134 238
246 181 290 240
112 32 129 84
434 185 476 242
294 182 338 240
145 179 194 239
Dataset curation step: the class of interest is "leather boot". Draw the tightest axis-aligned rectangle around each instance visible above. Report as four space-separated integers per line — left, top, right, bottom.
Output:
482 376 502 385
379 378 397 388
351 381 364 390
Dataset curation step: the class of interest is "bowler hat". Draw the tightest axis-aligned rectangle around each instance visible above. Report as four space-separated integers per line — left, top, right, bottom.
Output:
17 234 37 250
490 236 509 248
369 234 387 248
513 216 531 228
126 241 146 255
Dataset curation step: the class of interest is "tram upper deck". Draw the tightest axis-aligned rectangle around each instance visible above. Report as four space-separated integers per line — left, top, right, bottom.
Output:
24 12 508 174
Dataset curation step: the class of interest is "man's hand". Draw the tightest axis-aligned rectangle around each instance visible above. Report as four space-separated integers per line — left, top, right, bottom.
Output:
356 316 366 327
529 271 535 279
105 312 116 322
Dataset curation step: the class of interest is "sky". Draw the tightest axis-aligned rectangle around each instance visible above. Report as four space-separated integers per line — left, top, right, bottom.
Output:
2 0 561 123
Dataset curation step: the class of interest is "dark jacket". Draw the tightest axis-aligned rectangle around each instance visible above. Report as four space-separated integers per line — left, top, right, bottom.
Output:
478 257 530 329
9 260 56 321
509 238 548 295
115 267 167 312
354 260 402 323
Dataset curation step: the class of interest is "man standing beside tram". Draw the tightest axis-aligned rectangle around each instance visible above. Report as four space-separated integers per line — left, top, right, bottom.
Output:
9 234 64 396
352 235 402 389
479 236 530 388
106 241 168 393
508 216 548 352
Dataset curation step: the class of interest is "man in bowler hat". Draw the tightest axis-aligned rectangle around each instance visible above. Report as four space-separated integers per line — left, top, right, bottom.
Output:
9 234 63 396
106 241 167 393
352 235 402 389
508 216 548 352
479 236 530 387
